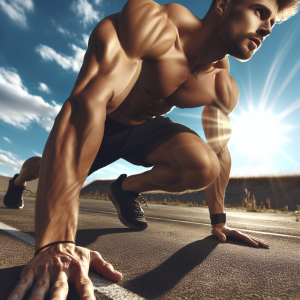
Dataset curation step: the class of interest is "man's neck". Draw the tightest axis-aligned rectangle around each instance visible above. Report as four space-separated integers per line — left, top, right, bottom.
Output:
182 15 229 73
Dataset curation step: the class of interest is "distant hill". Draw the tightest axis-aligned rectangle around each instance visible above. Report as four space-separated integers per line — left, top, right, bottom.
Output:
1 175 299 210
81 175 300 211
0 176 39 193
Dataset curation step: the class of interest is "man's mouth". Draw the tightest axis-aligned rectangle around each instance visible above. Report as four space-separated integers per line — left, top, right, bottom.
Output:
249 37 261 49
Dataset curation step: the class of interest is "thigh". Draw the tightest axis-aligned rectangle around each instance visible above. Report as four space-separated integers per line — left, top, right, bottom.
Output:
145 132 217 171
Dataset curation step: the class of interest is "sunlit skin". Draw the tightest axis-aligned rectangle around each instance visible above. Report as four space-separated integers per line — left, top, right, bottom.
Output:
7 0 283 299
217 0 277 61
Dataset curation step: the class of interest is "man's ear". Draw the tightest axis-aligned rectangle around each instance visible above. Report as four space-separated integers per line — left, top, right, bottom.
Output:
215 0 230 17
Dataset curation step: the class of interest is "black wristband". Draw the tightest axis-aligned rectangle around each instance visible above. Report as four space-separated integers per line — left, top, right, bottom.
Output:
34 241 75 257
210 213 226 225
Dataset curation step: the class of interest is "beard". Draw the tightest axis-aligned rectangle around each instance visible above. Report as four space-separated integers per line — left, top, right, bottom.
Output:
217 17 255 61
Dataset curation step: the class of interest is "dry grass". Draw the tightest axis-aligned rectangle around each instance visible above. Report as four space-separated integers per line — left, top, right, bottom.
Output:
230 173 300 179
80 191 109 200
1 189 298 215
146 197 206 207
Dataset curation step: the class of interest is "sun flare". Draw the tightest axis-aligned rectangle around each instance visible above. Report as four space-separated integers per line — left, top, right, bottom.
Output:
230 109 290 161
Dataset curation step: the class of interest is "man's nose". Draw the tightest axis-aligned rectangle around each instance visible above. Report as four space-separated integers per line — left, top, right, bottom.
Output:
257 22 272 38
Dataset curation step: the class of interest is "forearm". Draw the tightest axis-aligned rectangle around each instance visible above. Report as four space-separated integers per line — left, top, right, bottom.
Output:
202 104 232 221
35 98 106 249
205 146 231 216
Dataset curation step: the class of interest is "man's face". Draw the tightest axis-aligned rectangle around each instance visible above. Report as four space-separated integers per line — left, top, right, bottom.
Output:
217 0 278 61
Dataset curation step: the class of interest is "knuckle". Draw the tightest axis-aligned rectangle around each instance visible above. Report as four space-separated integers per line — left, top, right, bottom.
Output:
20 277 30 285
91 250 102 259
104 262 113 270
80 277 92 286
52 280 68 290
35 279 49 289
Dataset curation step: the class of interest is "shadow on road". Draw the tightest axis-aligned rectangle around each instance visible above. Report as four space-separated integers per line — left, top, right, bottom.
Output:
123 236 263 299
123 236 219 299
76 227 142 247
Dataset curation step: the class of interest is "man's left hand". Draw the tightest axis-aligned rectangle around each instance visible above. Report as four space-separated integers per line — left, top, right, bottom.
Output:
212 224 269 248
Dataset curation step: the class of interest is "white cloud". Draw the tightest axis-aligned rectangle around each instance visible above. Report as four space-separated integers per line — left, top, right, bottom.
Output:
0 149 23 168
71 0 103 27
0 0 34 28
116 163 129 170
94 169 103 174
56 25 71 36
33 151 42 157
0 67 61 131
38 82 51 94
0 172 9 176
54 23 77 38
81 34 89 48
94 0 102 5
102 166 122 174
36 44 86 72
3 137 12 143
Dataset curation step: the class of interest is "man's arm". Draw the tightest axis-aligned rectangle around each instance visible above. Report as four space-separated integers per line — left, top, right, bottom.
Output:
202 70 269 247
8 1 177 299
202 104 232 216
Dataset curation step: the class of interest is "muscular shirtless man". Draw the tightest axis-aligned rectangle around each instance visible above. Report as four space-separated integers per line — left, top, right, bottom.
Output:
5 0 299 299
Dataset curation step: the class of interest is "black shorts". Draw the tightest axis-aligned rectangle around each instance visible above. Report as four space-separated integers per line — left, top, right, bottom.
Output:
88 115 199 176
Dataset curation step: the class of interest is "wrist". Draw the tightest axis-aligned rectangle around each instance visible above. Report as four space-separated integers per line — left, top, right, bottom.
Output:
210 213 226 225
212 223 226 228
34 241 75 257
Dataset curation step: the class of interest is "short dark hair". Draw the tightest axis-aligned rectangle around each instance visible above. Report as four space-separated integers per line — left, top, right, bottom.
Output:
208 0 300 22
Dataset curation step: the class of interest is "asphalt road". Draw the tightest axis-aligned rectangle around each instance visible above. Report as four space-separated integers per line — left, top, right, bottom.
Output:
0 192 299 300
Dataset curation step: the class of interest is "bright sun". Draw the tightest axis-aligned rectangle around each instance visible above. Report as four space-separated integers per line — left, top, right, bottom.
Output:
230 109 289 161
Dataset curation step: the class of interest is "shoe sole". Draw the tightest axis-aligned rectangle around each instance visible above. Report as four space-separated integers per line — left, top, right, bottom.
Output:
107 183 148 229
3 199 24 209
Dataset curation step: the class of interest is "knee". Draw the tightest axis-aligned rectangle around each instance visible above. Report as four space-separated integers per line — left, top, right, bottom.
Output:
183 151 220 190
23 156 41 177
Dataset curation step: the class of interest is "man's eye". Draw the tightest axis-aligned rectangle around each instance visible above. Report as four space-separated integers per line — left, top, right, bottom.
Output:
256 9 263 15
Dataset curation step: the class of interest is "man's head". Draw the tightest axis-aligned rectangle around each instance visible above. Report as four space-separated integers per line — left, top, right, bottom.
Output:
207 0 300 61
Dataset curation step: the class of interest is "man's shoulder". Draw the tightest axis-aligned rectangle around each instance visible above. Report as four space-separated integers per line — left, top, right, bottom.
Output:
164 2 200 29
89 1 199 60
116 0 178 59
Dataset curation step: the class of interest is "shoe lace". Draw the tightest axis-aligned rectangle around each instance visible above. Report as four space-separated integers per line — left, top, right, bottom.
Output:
136 195 148 209
24 188 33 194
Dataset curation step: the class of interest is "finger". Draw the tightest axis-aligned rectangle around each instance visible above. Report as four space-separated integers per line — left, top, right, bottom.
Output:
90 251 122 282
244 234 269 248
7 269 35 300
212 228 227 242
28 264 50 300
230 230 260 247
73 262 96 300
50 264 69 300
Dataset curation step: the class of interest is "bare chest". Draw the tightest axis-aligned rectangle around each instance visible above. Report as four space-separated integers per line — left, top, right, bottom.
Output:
137 56 219 109
110 46 220 124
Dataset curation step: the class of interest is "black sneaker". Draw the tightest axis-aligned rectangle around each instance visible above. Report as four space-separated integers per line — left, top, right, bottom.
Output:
3 174 28 209
107 174 148 229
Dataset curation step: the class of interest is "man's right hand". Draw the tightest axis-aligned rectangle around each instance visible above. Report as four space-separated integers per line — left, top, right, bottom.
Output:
7 243 122 300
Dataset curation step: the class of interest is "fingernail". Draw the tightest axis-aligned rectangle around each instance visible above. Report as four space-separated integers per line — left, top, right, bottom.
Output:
8 294 18 300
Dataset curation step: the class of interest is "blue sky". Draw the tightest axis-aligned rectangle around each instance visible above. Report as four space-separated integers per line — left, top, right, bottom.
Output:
0 0 299 185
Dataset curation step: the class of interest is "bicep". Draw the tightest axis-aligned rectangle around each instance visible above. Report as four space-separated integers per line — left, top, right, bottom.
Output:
214 70 239 115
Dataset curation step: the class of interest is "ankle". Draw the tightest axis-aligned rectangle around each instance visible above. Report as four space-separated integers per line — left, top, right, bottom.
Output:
121 178 131 192
14 176 26 187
